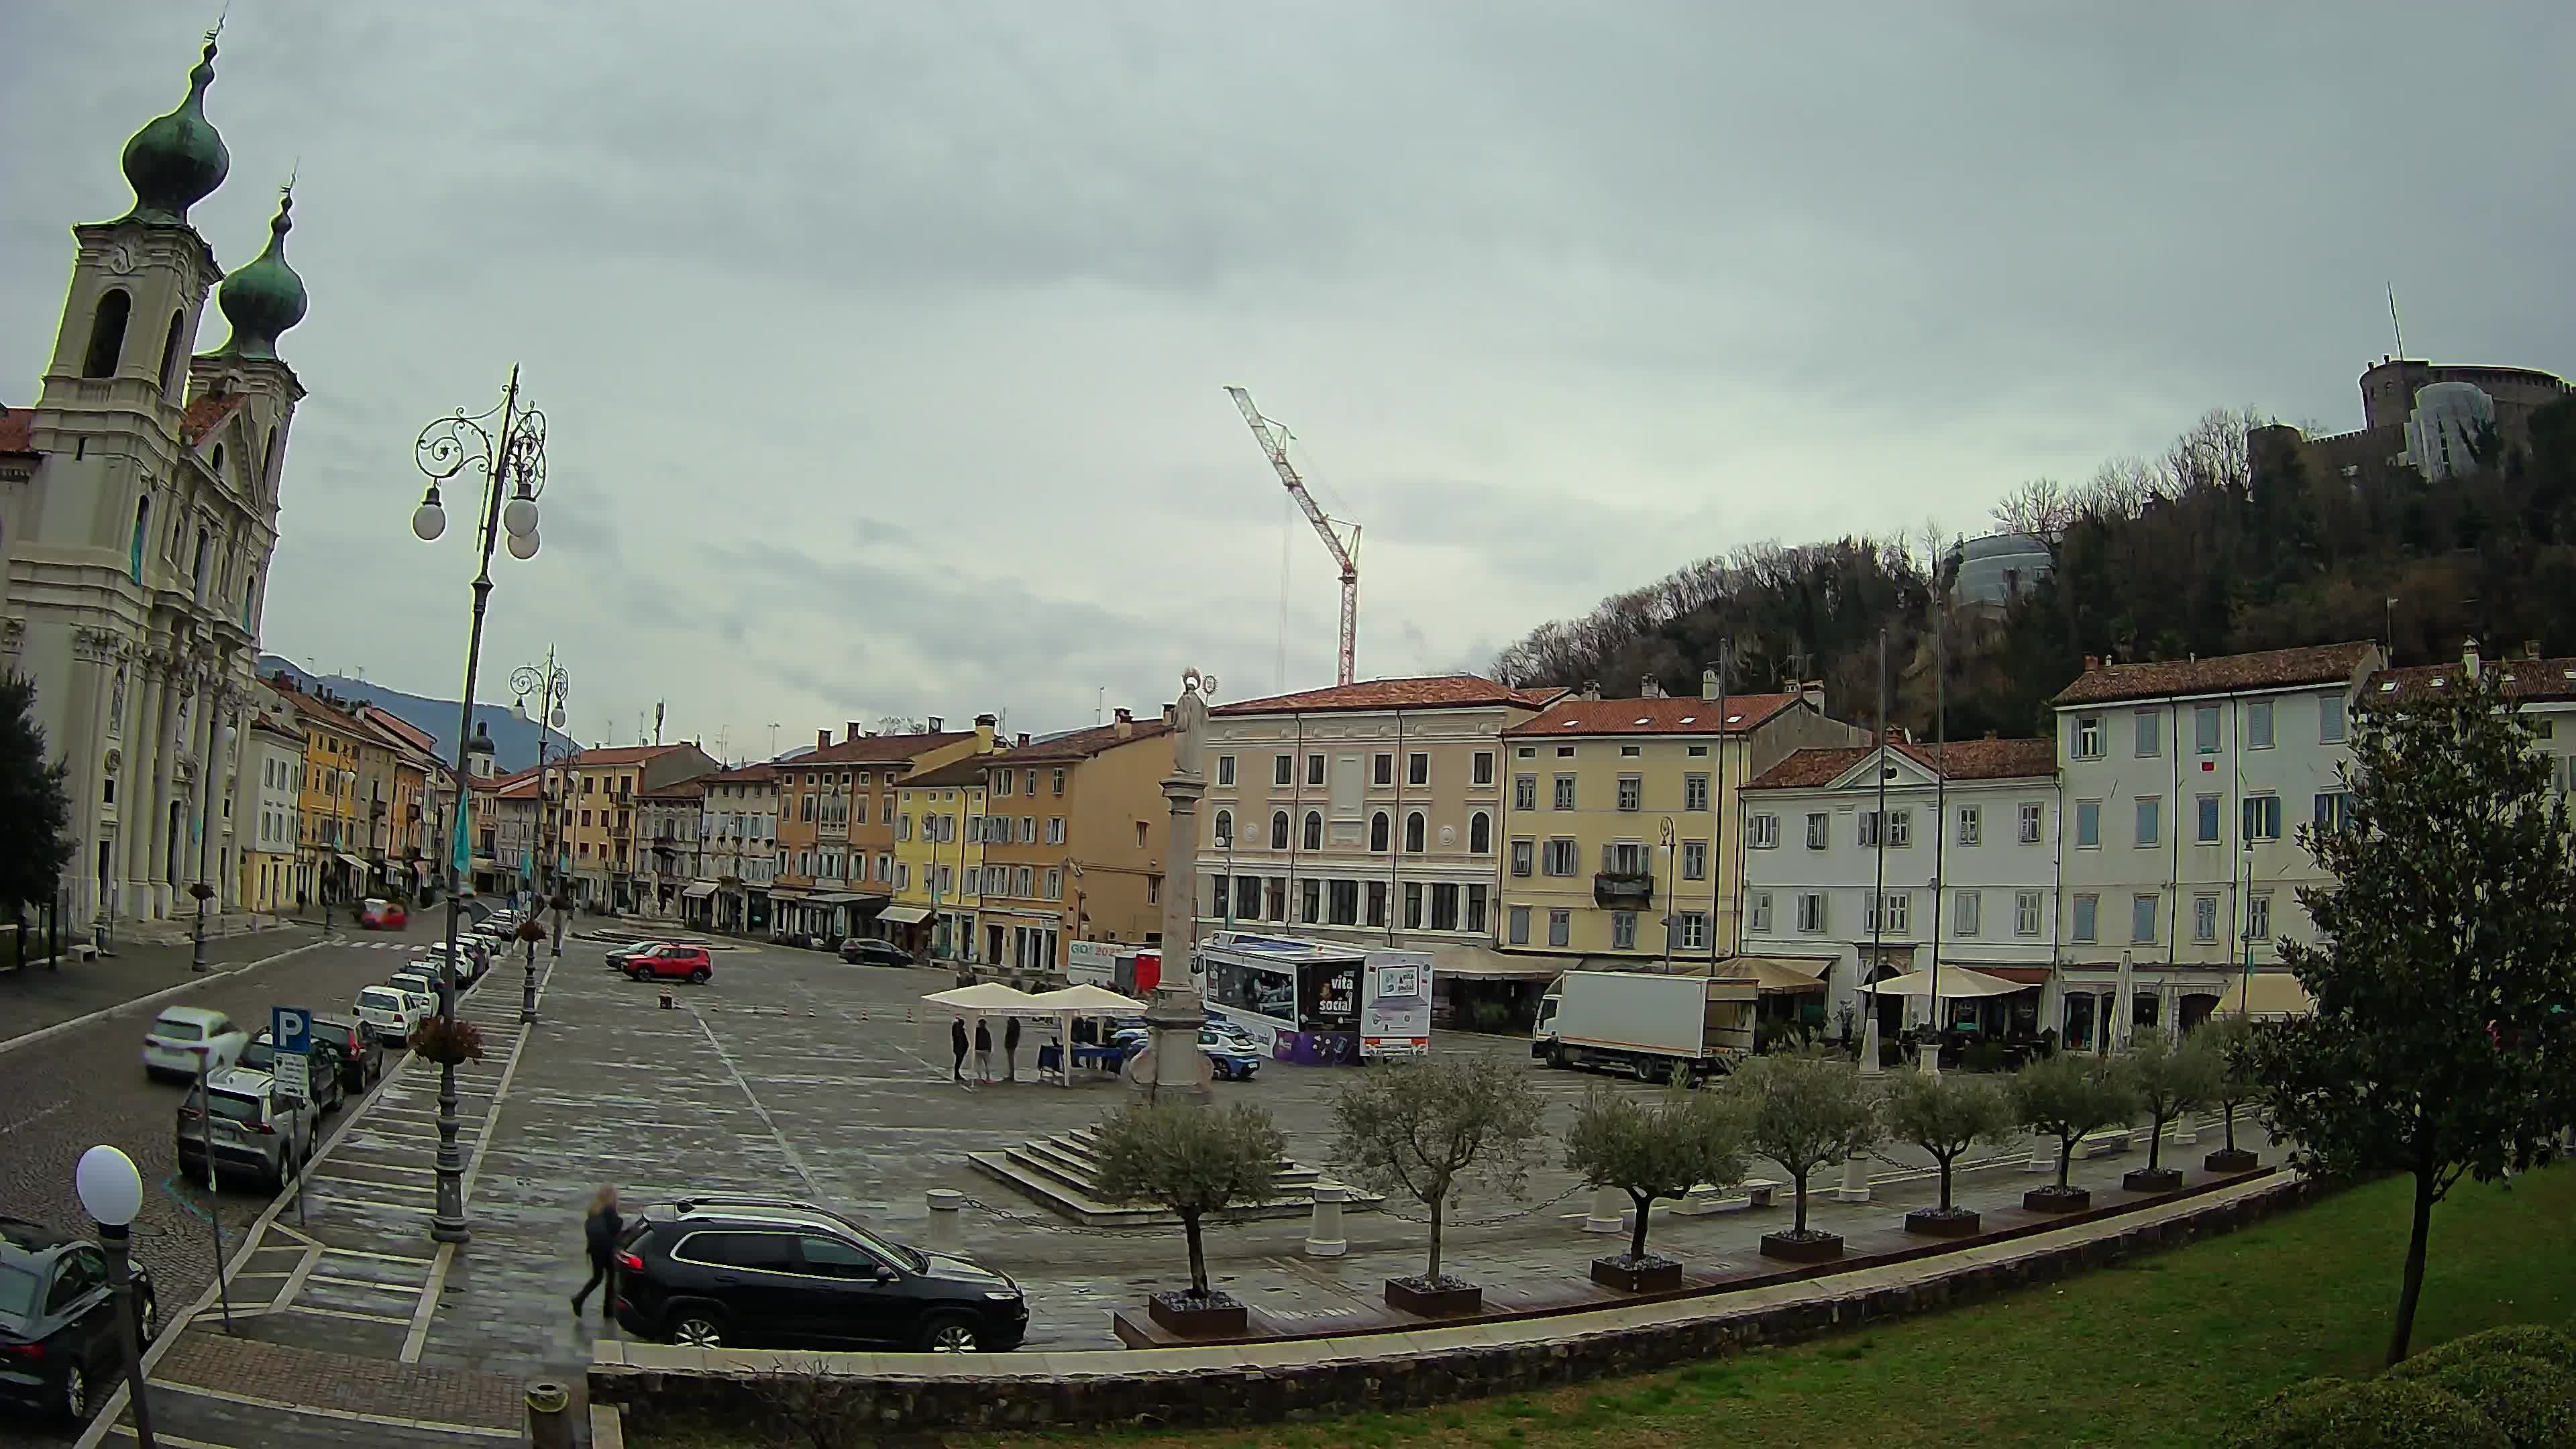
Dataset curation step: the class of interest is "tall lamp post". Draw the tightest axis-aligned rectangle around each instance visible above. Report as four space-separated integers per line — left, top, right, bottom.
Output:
74 1145 154 1448
410 368 548 1244
512 652 570 1026
189 699 235 973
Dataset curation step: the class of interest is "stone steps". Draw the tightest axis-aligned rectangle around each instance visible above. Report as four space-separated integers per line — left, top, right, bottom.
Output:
967 1126 1376 1228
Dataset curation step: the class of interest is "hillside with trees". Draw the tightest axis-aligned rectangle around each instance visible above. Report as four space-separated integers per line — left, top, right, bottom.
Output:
1491 395 2576 740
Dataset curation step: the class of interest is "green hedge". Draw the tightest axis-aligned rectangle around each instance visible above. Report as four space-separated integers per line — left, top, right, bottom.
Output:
2386 1325 2576 1380
2413 1356 2576 1448
2227 1378 2510 1448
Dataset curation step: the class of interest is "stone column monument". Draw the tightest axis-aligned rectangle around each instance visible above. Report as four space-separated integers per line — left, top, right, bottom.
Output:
1132 668 1217 1103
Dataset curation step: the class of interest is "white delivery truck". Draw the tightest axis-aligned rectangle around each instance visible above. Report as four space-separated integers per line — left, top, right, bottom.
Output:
1530 970 1758 1083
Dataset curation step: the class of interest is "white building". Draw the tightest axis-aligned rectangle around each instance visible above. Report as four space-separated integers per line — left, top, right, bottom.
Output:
1739 737 2061 1040
696 763 779 932
240 708 303 912
2050 641 2382 1047
1 35 307 928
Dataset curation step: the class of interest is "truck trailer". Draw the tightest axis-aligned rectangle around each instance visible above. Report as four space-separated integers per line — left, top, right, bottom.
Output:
1530 969 1758 1083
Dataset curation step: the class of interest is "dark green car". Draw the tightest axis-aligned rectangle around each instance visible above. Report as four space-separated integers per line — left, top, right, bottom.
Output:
0 1216 156 1422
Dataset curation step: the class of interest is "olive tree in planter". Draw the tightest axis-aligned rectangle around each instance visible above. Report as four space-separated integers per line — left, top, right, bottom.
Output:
1880 1068 2015 1237
2197 1015 2264 1173
1331 1057 1546 1316
1093 1099 1285 1337
1725 1047 1881 1263
2116 1032 2222 1192
2010 1051 2138 1213
1562 1083 1751 1291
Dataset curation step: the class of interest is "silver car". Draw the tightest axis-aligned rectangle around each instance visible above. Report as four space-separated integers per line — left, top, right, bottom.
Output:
174 1066 317 1191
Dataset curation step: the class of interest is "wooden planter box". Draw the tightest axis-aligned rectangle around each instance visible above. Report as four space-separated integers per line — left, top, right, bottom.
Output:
2023 1186 2091 1214
1146 1291 1248 1337
1383 1277 1483 1317
1902 1208 1982 1238
1758 1231 1844 1263
1589 1255 1683 1293
2204 1148 2259 1173
2122 1167 2184 1193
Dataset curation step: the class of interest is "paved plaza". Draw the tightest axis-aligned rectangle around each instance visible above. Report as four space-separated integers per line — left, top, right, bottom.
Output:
68 932 2277 1447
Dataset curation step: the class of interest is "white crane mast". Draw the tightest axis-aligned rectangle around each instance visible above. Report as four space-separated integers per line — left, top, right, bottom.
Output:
1226 385 1360 687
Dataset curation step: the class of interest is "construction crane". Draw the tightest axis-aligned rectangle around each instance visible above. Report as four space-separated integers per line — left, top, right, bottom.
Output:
1226 386 1360 687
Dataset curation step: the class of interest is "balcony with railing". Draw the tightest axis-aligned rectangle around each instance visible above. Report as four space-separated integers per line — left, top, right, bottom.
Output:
1593 871 1654 909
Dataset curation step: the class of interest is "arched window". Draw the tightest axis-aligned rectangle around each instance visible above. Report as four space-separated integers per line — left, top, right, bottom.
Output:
211 443 225 482
83 290 131 378
1370 811 1390 853
193 524 211 579
262 425 278 490
129 496 150 580
1469 811 1493 854
1405 811 1426 853
1269 810 1289 850
1302 810 1322 851
1212 809 1232 848
158 310 186 395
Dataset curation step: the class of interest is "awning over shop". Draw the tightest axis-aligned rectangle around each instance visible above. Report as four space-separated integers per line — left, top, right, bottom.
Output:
2216 971 2315 1019
1864 966 2025 998
1711 957 1832 994
1960 964 2053 985
806 892 875 906
1433 945 1576 980
878 905 932 925
680 881 720 900
767 888 811 902
334 852 368 871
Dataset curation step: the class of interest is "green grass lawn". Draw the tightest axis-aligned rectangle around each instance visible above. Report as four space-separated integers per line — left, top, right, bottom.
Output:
642 1165 2576 1449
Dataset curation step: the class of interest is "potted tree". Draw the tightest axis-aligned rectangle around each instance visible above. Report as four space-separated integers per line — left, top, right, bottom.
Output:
1092 1099 1285 1337
2010 1051 2137 1212
2198 1015 2264 1173
1331 1058 1545 1316
1726 1047 1881 1263
1880 1068 2016 1237
2117 1032 2220 1192
1562 1083 1751 1291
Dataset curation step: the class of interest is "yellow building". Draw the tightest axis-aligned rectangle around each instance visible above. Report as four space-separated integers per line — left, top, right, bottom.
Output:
559 743 720 912
266 678 366 904
890 757 989 960
1495 682 1862 965
971 710 1175 973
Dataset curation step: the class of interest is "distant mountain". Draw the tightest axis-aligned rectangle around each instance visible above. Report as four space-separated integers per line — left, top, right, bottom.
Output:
257 656 576 774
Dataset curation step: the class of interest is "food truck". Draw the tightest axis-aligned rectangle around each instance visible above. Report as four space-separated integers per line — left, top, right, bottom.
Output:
1199 932 1434 1065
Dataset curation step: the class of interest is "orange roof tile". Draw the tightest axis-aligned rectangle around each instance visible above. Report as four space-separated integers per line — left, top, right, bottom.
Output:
2368 655 2576 706
0 408 33 455
1503 694 1803 738
566 743 696 767
1746 737 2058 791
2051 643 2378 706
777 731 976 768
1213 675 1565 716
981 719 1171 765
702 763 778 784
180 392 248 447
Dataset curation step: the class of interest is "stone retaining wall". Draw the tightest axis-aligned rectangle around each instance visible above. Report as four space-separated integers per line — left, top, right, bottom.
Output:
594 1175 2319 1436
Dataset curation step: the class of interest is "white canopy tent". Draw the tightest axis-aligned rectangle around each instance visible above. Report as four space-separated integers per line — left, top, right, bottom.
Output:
1861 966 2026 999
923 982 1143 1088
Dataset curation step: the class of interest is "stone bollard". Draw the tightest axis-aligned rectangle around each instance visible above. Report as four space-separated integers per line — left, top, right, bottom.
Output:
2024 1142 2053 1173
1303 1184 1349 1257
1582 1185 1626 1234
1832 1153 1872 1203
2174 1116 2199 1147
657 990 675 1010
926 1189 964 1253
526 1381 574 1449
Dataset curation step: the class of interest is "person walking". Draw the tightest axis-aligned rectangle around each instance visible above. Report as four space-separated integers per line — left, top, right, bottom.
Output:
950 1017 969 1082
974 1018 996 1083
1004 1016 1022 1082
571 1185 623 1320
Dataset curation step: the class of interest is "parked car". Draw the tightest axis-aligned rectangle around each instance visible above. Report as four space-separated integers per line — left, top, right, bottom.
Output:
309 1013 384 1092
354 984 429 1045
175 1067 317 1191
605 941 674 973
621 944 712 983
238 1032 347 1115
387 969 443 1004
612 1197 1026 1352
1109 1025 1265 1081
839 937 912 968
471 910 521 940
358 898 407 930
0 1216 157 1421
141 1006 246 1083
414 944 484 986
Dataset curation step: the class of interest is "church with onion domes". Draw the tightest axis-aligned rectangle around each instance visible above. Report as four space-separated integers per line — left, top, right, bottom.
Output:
0 28 312 929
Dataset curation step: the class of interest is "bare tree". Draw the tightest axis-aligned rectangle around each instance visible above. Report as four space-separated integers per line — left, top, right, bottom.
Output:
1990 476 2075 543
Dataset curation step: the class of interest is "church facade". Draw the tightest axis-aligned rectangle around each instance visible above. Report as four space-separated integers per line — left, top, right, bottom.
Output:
0 32 311 928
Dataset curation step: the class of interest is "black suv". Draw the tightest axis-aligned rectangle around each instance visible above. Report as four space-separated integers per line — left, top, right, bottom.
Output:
839 937 912 968
613 1197 1026 1353
0 1217 156 1421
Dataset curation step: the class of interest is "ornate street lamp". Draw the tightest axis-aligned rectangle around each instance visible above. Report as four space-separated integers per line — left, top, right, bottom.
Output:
511 651 570 1026
74 1145 154 1448
411 368 547 1244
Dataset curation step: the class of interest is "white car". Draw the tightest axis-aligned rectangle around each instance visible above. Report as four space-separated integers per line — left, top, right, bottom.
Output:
354 984 430 1044
142 1006 248 1081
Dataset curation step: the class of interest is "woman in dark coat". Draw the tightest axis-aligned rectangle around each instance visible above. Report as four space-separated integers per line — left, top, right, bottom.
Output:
1004 1016 1022 1081
950 1018 969 1081
571 1185 622 1318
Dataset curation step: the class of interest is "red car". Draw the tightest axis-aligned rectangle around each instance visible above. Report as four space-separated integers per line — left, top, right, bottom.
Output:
623 945 712 983
359 898 407 930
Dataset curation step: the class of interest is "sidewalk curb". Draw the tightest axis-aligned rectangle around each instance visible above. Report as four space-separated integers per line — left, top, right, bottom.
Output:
0 937 327 1060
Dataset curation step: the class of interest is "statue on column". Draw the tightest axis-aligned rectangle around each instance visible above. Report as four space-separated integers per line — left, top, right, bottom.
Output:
1171 668 1216 779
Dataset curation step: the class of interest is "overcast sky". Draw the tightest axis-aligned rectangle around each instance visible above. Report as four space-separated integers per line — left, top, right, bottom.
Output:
8 2 2572 758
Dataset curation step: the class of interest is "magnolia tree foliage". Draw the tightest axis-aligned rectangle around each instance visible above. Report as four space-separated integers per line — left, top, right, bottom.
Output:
1878 1069 2016 1214
1094 1100 1285 1300
1723 1048 1881 1236
2118 1032 2222 1174
1562 1083 1752 1263
2011 1051 2138 1190
1331 1057 1546 1285
0 672 74 924
2245 666 2576 1365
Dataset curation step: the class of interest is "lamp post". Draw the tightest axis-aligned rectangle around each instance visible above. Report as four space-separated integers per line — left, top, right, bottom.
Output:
511 652 570 1026
1658 816 1677 973
189 698 234 973
411 368 548 1244
74 1145 154 1448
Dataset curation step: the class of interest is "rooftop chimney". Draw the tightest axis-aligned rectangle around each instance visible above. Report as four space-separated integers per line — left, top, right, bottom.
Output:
1800 680 1826 711
927 716 943 733
2463 637 2481 681
1016 733 1030 747
2084 655 2101 672
974 713 997 747
1640 676 1664 698
1578 680 1601 702
2525 640 2544 661
1700 669 1720 702
847 721 862 742
818 728 831 751
1114 707 1134 739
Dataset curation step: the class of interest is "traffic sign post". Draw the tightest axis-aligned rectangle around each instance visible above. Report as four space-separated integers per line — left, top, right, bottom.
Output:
270 1006 312 1105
